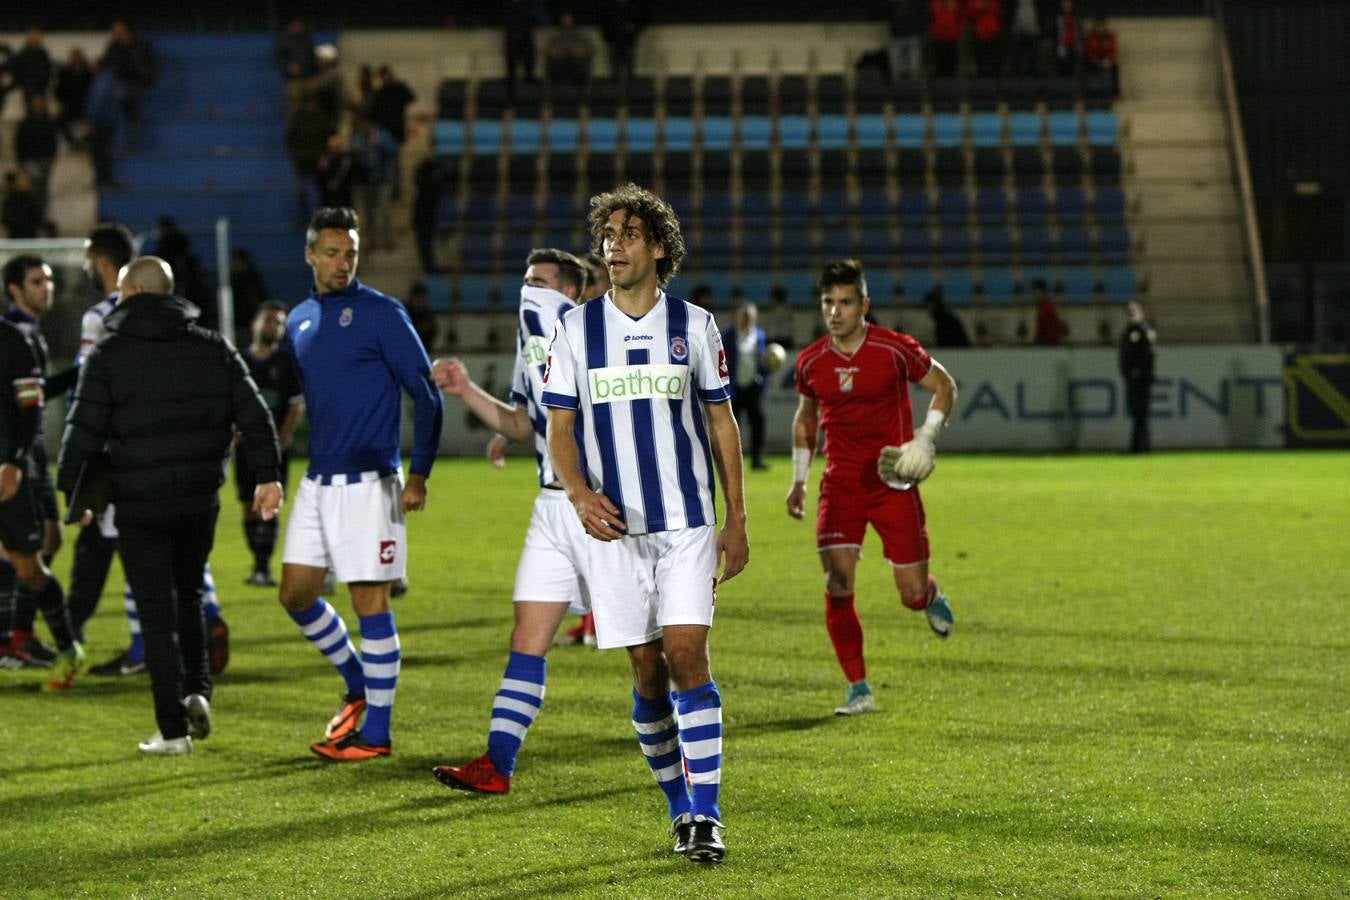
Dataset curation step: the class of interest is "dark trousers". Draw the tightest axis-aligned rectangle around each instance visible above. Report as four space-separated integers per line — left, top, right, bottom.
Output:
732 382 767 467
67 523 118 642
1126 378 1152 453
117 507 218 740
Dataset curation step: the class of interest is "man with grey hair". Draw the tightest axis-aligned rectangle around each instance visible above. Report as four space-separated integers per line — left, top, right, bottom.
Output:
59 256 283 755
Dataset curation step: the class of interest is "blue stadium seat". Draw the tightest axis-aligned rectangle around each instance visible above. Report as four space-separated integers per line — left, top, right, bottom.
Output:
856 114 890 149
1016 189 1050 226
1018 228 1052 265
941 269 975 305
1055 187 1089 225
778 115 812 150
622 117 655 152
781 190 814 224
975 188 1010 224
585 118 618 151
1061 266 1098 303
434 121 466 155
981 268 1017 304
1047 111 1082 146
893 113 925 149
900 230 933 266
858 190 892 224
1093 187 1126 224
501 230 535 265
821 229 856 259
817 115 850 150
938 229 973 265
459 233 495 271
1058 227 1094 264
738 270 776 300
936 189 969 226
470 120 503 154
548 118 581 153
1098 226 1131 264
818 189 851 225
696 271 735 304
978 228 1014 266
898 191 930 227
742 191 774 226
1085 110 1120 146
701 192 734 226
424 275 452 311
867 268 895 301
901 268 935 301
782 270 817 305
457 274 499 310
1009 111 1043 146
698 228 735 265
740 116 773 150
858 228 892 262
778 229 814 259
701 117 735 150
663 117 695 150
508 119 541 154
970 112 1003 148
932 112 965 148
503 194 534 220
1102 266 1137 301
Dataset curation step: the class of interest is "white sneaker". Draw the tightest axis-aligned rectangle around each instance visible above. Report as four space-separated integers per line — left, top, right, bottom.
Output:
139 732 193 755
833 692 877 716
185 693 212 740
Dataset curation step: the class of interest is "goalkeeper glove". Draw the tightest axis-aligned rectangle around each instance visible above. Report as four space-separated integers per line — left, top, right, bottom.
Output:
878 411 945 484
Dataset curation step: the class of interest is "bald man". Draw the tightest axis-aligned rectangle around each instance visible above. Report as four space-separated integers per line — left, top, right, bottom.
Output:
58 255 284 755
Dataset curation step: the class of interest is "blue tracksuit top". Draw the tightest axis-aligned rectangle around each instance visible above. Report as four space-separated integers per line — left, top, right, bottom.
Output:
287 279 443 480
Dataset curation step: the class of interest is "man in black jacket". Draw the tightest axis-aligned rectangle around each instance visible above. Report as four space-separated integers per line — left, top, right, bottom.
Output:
1119 300 1157 453
58 257 283 755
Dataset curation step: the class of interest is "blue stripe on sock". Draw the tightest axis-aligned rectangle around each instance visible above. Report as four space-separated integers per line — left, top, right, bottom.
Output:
675 680 723 822
487 652 547 776
358 612 399 746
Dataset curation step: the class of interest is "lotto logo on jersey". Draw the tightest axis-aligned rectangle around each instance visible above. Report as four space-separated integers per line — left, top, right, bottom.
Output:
523 334 550 367
588 364 686 403
379 540 397 565
717 348 729 380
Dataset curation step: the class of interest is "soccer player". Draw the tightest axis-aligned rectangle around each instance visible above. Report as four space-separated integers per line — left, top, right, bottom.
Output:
278 206 443 762
238 302 304 586
542 183 748 864
787 259 958 716
429 247 598 794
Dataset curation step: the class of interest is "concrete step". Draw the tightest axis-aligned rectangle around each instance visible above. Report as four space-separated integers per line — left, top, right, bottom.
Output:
1133 144 1232 181
1128 108 1227 145
1135 182 1240 219
1136 222 1245 261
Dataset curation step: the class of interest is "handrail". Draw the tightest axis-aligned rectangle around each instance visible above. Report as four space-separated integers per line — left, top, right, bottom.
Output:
1213 0 1271 344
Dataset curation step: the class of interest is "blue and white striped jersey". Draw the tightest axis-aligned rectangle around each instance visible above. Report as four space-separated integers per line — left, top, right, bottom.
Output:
541 291 732 536
509 284 575 488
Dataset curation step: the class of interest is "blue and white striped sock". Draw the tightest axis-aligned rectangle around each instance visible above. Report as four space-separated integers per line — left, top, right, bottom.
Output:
632 689 692 821
200 565 221 624
124 588 144 662
289 598 364 697
675 681 723 822
358 612 400 747
486 651 546 776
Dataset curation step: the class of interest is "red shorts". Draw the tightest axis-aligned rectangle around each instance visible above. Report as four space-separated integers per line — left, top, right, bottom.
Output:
816 471 930 567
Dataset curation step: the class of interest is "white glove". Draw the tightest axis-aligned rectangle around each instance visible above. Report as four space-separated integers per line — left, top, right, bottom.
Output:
892 425 939 483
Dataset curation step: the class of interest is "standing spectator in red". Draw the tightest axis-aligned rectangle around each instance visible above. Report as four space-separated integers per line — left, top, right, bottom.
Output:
929 0 966 79
1055 0 1080 77
1031 279 1062 345
1085 18 1119 97
967 0 1003 78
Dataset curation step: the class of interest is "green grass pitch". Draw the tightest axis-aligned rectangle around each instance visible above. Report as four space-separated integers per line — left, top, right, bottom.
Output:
1 451 1346 897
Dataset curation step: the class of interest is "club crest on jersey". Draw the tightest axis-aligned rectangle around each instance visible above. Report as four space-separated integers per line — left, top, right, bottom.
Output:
669 335 688 362
379 540 396 564
339 307 354 327
836 366 860 393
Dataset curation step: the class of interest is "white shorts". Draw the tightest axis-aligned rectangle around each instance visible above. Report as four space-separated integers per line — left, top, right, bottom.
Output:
282 472 407 583
585 525 718 650
512 488 591 615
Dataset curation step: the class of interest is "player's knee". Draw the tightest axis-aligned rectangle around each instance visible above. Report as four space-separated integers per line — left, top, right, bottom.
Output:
824 571 854 597
899 582 929 610
278 583 314 613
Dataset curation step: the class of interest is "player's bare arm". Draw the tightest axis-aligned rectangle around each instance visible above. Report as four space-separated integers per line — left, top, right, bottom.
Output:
401 473 428 512
432 357 534 443
0 461 21 502
879 359 959 484
787 394 820 519
546 406 625 541
704 400 749 583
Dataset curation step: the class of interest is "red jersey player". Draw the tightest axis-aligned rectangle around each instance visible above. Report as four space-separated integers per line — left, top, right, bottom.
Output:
785 260 958 716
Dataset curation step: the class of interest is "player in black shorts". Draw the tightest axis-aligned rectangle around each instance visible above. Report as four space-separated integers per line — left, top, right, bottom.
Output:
238 302 304 586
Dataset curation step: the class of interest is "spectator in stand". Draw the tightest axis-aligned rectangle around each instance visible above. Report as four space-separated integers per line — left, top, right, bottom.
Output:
316 133 355 208
285 92 334 227
275 18 317 112
545 12 595 90
1031 279 1062 345
55 48 93 148
1009 0 1051 76
929 0 966 79
1085 18 1120 97
15 96 59 215
310 44 343 128
86 67 119 188
349 119 398 252
351 64 375 122
411 158 445 274
601 0 643 85
968 0 1003 78
2 172 43 239
149 217 215 330
370 66 416 200
886 0 927 82
405 282 438 352
503 0 538 97
10 28 52 103
229 250 270 346
925 286 971 347
1055 0 1080 77
98 20 157 151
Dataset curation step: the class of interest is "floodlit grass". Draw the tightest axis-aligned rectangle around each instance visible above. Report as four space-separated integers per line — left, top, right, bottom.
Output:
1 451 1347 897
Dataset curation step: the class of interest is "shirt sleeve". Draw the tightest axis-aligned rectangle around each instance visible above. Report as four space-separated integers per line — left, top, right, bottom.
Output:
75 306 107 365
540 319 578 410
3 331 42 465
695 311 732 403
794 348 817 399
509 351 528 407
898 333 934 383
377 301 444 477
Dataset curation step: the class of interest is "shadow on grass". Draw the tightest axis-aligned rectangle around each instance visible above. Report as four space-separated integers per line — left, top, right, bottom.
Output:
964 619 1350 655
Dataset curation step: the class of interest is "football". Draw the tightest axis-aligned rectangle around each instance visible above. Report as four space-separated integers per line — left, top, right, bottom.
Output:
763 342 788 372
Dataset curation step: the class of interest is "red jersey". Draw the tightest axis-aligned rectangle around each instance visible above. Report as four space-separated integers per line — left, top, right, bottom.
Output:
795 325 932 480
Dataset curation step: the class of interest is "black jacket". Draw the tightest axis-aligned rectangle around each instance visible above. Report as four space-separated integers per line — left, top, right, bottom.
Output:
57 292 280 521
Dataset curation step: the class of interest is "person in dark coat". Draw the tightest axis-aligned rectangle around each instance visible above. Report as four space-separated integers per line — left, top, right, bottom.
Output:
925 286 971 347
722 303 770 470
98 20 157 151
411 158 445 274
54 47 93 147
58 257 282 756
1118 301 1156 453
15 95 59 212
9 28 52 102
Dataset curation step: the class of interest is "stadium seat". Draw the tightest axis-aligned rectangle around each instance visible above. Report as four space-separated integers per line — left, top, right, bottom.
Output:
433 121 466 156
457 274 499 310
740 75 772 116
821 228 857 260
466 155 498 190
815 75 848 115
780 148 812 183
703 76 733 116
1090 146 1123 185
1052 146 1085 184
542 195 578 228
931 112 965 148
778 115 812 150
1056 187 1089 225
898 190 930 227
664 76 695 117
1098 226 1132 264
625 151 655 185
977 228 1014 265
662 151 694 191
973 146 1007 185
1009 111 1043 146
900 268 935 301
586 152 618 188
981 267 1017 304
459 233 495 272
928 79 963 113
858 228 892 265
663 117 695 150
895 147 927 183
701 149 733 187
1058 227 1094 264
975 188 1010 225
941 269 975 304
501 231 534 265
475 79 510 118
1061 266 1097 303
781 190 813 225
938 229 973 265
778 75 810 116
470 120 503 154
936 189 969 226
740 116 773 151
701 192 734 227
506 157 536 192
893 114 925 149
624 77 657 116
934 147 967 187
1093 187 1127 224
782 269 818 305
970 112 1004 148
1012 146 1045 186
438 79 468 119
587 81 621 118
546 152 578 187
1018 228 1053 265
1042 77 1078 110
737 270 776 302
697 228 735 266
899 229 933 266
856 114 890 150
702 117 735 150
966 78 1001 111
548 118 581 153
1016 188 1050 226
1047 110 1082 146
856 149 889 189
819 148 850 189
424 275 453 312
1102 266 1137 301
743 150 774 191
818 189 851 225
867 268 895 301
818 115 850 150
586 118 620 153
854 74 889 114
1085 110 1120 146
742 190 774 227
